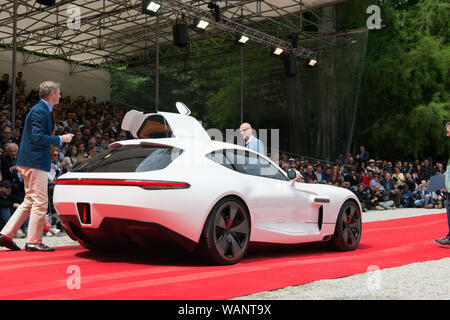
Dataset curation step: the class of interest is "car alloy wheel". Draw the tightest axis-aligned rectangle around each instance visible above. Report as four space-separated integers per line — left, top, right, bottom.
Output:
201 198 250 265
329 200 361 251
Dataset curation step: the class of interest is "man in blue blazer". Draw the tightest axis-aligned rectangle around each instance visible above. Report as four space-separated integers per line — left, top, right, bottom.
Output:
0 81 73 252
240 122 266 156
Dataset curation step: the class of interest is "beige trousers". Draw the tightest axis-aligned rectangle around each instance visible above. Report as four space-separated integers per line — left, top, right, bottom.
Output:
1 166 48 244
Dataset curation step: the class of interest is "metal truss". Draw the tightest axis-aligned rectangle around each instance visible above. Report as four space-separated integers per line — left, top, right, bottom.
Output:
161 0 316 59
0 0 344 73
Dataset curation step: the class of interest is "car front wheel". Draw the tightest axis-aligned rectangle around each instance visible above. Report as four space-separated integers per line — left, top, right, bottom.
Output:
328 200 362 251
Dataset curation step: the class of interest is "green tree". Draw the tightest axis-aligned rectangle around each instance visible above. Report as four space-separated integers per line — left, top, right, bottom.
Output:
355 0 449 160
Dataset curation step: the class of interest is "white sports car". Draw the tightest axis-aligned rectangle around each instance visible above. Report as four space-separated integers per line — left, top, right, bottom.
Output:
54 103 362 265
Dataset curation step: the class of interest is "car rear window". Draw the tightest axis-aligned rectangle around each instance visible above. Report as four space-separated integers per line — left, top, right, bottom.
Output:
137 114 174 138
72 145 183 173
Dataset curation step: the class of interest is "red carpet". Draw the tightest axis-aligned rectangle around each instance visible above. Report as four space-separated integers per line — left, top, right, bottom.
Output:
1 213 449 300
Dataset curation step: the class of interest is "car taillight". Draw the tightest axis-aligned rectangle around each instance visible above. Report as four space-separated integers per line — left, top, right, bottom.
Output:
55 179 190 190
76 203 91 224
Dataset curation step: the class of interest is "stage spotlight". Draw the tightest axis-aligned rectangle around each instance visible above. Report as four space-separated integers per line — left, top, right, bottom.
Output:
236 35 249 45
36 0 56 6
142 1 161 15
196 19 209 30
307 58 318 67
272 47 284 56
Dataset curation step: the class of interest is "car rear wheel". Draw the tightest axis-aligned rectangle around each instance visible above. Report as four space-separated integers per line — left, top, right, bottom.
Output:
199 198 251 265
328 200 362 251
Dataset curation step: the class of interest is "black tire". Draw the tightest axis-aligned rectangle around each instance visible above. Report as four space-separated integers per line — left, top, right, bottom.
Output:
328 200 362 251
199 197 251 265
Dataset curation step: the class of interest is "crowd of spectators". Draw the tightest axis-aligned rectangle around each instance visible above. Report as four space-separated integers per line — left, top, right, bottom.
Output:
0 72 447 239
277 145 447 212
0 72 129 238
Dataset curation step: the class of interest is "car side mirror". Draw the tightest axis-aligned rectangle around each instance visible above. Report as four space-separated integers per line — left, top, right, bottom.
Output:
288 169 297 180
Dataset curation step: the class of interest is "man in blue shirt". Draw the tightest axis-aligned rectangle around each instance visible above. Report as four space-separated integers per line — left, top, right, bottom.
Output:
0 81 73 252
239 122 265 156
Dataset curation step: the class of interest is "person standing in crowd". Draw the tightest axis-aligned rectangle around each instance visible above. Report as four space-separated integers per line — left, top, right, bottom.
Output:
435 122 450 245
357 145 369 165
0 81 73 252
239 122 265 155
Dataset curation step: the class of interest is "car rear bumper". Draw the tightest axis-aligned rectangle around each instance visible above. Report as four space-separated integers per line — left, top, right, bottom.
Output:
58 214 198 252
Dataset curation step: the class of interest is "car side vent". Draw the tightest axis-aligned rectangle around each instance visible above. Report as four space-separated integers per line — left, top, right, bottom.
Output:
318 206 323 231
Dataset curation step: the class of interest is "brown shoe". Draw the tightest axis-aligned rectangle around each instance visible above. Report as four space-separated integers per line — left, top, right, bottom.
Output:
0 234 21 251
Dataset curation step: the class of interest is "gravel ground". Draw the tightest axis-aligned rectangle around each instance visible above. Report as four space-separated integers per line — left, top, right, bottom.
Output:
233 207 450 300
2 208 449 300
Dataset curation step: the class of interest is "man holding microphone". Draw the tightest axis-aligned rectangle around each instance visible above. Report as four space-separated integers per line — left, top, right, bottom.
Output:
0 81 73 251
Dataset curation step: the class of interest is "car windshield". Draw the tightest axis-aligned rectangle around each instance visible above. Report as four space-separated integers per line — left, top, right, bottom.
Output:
72 145 183 172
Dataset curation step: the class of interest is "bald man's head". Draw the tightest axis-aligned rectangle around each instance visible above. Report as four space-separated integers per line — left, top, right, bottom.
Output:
239 122 253 140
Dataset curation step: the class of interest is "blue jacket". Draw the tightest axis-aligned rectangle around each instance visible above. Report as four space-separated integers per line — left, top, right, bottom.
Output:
17 100 61 172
